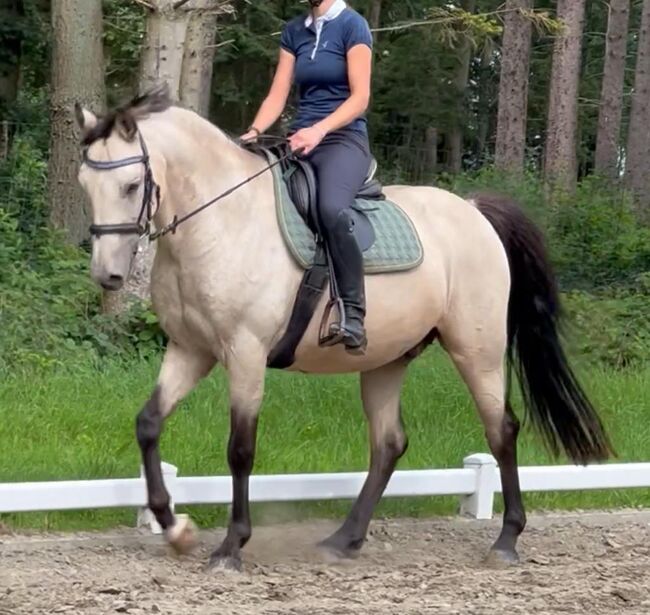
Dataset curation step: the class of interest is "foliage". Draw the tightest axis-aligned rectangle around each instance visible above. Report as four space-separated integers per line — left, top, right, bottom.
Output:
0 135 164 372
445 168 650 290
563 285 650 370
103 0 147 105
0 208 166 373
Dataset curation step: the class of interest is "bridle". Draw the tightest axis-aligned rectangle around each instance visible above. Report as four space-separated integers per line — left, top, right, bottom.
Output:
83 131 160 239
82 131 297 242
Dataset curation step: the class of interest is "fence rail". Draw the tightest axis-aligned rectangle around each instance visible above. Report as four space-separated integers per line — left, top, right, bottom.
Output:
2 454 650 532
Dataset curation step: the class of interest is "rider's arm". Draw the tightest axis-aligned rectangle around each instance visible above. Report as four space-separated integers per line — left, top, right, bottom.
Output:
312 43 372 137
247 49 295 135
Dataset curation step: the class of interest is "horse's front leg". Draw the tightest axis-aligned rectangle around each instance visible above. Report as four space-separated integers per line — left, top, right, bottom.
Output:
137 341 215 553
209 334 267 571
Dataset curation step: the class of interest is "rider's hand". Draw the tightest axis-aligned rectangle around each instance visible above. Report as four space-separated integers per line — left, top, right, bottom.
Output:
239 129 260 143
289 126 326 155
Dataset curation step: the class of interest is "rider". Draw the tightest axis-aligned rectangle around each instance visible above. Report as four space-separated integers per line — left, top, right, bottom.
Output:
241 0 373 353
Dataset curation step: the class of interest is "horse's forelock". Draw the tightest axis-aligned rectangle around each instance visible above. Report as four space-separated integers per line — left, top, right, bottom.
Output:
81 84 172 147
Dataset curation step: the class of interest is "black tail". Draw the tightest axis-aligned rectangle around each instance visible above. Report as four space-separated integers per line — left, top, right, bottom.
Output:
471 192 613 464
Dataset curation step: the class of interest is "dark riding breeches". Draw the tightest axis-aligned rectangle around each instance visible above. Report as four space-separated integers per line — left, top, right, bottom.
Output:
305 128 371 235
302 127 371 350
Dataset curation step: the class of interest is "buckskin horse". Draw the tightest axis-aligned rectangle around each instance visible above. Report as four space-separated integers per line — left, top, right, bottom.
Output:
75 86 612 570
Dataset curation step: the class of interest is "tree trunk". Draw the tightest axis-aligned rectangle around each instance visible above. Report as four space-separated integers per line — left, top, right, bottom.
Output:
0 0 23 118
139 0 193 95
494 0 533 174
625 0 650 219
48 0 105 245
368 0 381 30
447 0 475 174
180 3 219 116
425 126 438 181
594 0 630 179
543 0 586 193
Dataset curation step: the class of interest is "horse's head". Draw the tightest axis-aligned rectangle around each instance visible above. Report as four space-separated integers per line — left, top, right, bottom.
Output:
76 85 170 291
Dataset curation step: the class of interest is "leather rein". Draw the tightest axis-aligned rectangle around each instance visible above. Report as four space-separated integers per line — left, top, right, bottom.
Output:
83 132 296 241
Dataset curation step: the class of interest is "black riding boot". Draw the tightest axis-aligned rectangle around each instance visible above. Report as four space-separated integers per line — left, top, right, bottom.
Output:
326 209 367 353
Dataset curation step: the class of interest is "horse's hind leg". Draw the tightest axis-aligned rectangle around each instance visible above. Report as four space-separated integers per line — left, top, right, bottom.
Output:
319 359 409 558
136 341 215 553
442 332 526 566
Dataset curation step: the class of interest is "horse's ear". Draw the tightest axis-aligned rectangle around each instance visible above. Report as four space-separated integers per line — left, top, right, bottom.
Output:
115 111 138 142
74 103 98 137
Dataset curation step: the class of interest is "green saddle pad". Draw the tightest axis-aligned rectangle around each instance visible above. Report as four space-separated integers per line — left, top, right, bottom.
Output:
269 154 424 274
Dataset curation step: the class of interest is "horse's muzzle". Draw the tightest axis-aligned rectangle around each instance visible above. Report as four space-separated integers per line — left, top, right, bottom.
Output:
100 274 125 291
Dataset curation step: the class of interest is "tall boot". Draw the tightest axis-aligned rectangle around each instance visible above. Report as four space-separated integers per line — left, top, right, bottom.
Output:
326 209 367 353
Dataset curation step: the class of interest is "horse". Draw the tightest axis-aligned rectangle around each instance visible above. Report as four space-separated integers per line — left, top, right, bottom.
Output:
75 86 612 570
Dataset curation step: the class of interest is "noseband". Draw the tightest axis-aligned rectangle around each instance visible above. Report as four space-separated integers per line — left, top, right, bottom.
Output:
83 131 160 238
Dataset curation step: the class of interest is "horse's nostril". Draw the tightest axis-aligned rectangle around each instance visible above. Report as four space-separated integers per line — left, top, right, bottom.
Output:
100 274 125 291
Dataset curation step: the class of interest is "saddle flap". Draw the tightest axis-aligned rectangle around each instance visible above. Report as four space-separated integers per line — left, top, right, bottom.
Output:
349 206 376 252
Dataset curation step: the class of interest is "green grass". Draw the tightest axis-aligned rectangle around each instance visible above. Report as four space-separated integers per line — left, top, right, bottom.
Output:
1 346 649 531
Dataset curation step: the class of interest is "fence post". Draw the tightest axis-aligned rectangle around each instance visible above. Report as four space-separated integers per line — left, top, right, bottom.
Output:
460 453 497 519
136 462 178 534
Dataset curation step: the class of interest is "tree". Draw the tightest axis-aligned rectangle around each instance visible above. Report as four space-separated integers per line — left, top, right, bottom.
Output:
544 0 586 192
425 126 438 180
447 0 476 174
625 0 650 218
594 0 630 179
48 0 105 244
0 0 24 119
180 3 221 116
494 0 533 174
368 0 382 30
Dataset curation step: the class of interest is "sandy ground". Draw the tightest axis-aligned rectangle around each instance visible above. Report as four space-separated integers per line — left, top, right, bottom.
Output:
1 511 650 615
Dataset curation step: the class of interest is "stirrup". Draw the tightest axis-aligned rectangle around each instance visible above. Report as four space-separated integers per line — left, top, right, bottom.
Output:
319 296 346 347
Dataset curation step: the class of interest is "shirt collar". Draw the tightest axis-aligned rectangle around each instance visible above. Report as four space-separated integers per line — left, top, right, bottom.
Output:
305 0 346 28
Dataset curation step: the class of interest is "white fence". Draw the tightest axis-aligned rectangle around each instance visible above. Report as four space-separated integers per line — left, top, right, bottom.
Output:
2 454 650 532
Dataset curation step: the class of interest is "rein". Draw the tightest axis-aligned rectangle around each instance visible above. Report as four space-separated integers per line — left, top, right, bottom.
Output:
83 132 297 241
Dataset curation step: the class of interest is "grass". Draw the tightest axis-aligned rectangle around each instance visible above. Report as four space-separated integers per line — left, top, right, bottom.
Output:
1 346 649 531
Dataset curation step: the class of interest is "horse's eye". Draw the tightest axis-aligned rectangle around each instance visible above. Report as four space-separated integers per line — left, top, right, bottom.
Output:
125 181 140 196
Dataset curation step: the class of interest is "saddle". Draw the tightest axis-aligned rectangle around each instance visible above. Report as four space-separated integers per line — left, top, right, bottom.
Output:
261 141 385 245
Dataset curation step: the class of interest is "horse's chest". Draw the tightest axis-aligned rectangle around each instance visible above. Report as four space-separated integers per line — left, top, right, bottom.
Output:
152 271 234 353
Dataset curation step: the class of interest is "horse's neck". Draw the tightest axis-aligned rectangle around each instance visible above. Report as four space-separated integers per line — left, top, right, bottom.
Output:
143 108 269 258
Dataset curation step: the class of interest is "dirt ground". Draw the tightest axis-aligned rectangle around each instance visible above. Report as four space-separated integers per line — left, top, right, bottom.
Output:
1 510 650 615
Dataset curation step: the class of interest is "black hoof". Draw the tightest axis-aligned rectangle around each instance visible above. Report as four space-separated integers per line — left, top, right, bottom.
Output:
317 536 362 561
484 548 520 568
207 554 243 572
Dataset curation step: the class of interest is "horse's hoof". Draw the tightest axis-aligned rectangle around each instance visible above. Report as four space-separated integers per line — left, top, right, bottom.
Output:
484 548 520 568
208 554 243 572
164 514 198 555
317 537 362 562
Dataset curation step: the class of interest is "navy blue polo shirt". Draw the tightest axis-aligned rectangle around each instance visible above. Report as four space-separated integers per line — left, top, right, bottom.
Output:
280 7 373 135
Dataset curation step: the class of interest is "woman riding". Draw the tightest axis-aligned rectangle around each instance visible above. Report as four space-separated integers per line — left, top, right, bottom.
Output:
240 0 374 353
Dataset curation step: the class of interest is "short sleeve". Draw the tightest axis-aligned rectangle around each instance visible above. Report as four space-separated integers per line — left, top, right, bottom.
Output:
280 23 295 55
343 14 373 52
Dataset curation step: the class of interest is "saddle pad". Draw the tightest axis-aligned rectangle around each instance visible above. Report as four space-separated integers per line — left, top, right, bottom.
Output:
268 154 424 274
